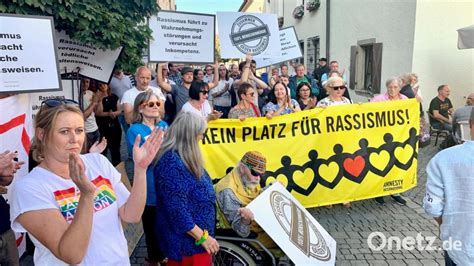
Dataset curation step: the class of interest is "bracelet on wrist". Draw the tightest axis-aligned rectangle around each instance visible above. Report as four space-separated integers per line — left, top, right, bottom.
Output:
195 229 209 245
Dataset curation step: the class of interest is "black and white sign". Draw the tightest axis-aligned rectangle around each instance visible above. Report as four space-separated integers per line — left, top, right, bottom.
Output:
247 183 337 265
56 31 122 83
0 14 61 93
255 27 303 68
217 12 280 59
149 11 215 63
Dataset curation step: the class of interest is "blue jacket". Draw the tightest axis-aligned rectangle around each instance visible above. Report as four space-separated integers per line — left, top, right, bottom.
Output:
288 74 320 99
154 150 216 261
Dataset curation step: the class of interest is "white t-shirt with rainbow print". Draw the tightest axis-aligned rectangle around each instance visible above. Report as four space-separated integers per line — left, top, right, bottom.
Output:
10 153 131 265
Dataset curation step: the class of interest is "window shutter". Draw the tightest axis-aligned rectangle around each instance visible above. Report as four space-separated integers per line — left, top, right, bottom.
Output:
349 45 357 90
371 43 383 94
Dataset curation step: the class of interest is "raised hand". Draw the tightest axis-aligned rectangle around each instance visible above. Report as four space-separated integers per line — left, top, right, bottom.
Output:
68 153 96 197
245 53 253 63
0 150 16 170
89 137 107 154
133 128 164 169
0 151 24 178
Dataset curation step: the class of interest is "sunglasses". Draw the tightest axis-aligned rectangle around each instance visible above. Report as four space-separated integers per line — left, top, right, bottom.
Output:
246 165 262 177
41 99 79 108
330 85 346 91
200 90 209 95
144 101 161 108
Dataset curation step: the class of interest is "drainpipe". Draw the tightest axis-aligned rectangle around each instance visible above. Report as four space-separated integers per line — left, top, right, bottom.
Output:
326 0 330 60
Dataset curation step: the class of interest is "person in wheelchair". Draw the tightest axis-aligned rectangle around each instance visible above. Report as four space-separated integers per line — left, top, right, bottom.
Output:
214 151 276 249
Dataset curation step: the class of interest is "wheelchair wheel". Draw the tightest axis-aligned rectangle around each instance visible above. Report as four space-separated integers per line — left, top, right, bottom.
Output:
213 240 257 266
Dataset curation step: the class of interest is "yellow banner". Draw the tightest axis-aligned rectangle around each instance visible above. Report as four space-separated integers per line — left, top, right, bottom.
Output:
201 99 419 207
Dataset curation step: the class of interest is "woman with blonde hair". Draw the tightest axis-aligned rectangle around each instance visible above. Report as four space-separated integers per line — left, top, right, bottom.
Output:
9 99 163 265
154 112 219 266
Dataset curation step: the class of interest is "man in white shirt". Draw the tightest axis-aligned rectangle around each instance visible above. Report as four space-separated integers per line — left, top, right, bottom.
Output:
121 66 165 125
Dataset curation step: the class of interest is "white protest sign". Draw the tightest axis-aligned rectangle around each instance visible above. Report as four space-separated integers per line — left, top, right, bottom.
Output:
56 31 122 83
247 183 336 265
149 11 215 63
217 12 281 59
29 80 75 121
0 14 61 93
255 27 303 68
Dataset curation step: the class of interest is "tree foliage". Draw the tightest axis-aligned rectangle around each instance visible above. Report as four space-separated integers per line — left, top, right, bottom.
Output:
0 0 159 73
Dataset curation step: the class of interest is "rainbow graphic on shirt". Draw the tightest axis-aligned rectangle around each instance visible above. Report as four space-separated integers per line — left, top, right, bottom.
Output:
53 176 117 222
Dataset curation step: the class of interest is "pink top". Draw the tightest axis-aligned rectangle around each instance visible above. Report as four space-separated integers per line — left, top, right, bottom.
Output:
371 93 408 102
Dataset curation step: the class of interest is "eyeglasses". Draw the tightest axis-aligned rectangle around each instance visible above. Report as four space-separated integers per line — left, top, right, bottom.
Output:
41 99 79 108
205 69 212 72
330 85 346 91
144 101 161 108
200 90 209 95
300 88 310 92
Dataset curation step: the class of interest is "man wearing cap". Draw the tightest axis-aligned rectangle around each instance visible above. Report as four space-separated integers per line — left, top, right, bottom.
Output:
157 63 194 119
313 57 330 83
214 151 275 248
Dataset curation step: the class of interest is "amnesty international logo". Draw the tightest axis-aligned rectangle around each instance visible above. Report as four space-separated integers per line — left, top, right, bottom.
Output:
230 15 270 55
270 191 331 261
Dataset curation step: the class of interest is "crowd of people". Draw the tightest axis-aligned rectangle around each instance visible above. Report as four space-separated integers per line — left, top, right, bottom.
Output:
0 54 473 266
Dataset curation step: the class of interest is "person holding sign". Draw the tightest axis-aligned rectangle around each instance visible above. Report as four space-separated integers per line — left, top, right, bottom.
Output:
154 112 219 265
9 99 164 265
214 151 276 248
263 82 301 119
209 64 234 118
157 63 194 117
228 82 262 120
371 77 408 206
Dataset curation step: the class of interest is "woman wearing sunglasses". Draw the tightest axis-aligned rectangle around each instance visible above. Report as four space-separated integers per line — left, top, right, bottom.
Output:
228 82 261 120
9 99 163 265
126 91 168 265
181 81 222 121
316 76 352 208
316 76 352 107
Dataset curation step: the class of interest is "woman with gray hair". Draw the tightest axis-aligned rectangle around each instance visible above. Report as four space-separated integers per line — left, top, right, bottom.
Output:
317 76 352 107
371 77 408 206
126 90 168 265
371 77 408 102
153 112 219 265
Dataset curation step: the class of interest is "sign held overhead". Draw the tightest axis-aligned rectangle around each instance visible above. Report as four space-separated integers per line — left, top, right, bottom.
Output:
149 11 215 64
217 12 281 59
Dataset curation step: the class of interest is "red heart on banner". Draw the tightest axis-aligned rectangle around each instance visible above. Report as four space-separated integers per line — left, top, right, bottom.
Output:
343 156 365 177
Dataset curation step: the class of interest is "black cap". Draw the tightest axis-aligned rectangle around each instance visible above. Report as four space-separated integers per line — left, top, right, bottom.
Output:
181 66 193 75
